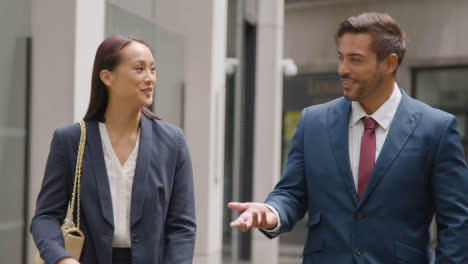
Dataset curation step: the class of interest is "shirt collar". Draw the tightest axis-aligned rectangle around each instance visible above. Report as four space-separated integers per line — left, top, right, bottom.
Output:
349 82 402 130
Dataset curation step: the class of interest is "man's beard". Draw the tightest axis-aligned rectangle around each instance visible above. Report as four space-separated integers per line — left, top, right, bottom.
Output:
342 68 383 101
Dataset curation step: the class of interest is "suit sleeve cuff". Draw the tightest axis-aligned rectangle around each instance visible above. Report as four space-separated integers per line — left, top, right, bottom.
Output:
261 204 281 234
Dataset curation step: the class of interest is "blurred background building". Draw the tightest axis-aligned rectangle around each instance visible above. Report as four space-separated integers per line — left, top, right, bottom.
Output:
0 0 467 263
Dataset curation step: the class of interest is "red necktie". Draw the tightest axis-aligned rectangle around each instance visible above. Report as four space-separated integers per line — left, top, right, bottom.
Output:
357 117 377 199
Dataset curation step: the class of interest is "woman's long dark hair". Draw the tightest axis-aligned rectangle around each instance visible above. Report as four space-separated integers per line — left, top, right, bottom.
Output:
83 35 160 121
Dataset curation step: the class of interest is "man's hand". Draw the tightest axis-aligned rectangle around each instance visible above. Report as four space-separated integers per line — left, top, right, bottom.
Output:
228 202 279 232
57 257 80 264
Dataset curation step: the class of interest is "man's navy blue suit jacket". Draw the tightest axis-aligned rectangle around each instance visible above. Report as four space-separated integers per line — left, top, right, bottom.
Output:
264 90 468 263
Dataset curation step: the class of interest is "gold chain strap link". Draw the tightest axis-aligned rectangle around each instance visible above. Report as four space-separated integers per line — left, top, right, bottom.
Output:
69 120 86 229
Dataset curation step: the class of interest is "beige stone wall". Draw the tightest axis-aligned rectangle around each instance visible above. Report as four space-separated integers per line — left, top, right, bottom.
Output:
284 0 468 92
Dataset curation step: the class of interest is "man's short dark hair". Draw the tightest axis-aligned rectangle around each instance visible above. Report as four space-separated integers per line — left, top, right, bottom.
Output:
335 13 406 72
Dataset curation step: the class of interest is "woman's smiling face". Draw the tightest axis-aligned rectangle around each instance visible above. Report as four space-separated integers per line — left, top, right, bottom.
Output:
106 41 156 109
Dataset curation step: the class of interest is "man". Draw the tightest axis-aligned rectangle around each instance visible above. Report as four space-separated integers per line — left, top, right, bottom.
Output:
228 13 468 263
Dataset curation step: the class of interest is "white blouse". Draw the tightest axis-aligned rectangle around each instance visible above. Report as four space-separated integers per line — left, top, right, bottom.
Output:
98 122 140 248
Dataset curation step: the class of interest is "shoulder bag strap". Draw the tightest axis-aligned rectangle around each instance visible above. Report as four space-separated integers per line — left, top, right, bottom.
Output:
68 119 86 229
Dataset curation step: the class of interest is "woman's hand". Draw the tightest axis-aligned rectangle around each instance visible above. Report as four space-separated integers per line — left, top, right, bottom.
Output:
57 257 80 264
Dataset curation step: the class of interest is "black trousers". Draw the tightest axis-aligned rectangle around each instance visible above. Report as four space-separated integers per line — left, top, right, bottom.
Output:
112 248 132 264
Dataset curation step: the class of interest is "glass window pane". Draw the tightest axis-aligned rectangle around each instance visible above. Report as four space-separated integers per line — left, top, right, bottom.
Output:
0 0 29 263
282 73 341 169
415 68 468 109
456 114 466 138
414 67 468 161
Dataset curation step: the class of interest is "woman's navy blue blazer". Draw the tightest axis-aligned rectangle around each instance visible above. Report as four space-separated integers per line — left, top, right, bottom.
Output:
31 112 196 264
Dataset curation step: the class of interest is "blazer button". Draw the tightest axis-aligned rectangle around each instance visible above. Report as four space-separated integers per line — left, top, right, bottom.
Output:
354 248 361 256
355 212 364 220
132 235 140 243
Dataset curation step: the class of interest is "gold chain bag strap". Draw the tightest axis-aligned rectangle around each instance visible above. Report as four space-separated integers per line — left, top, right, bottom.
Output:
35 120 86 263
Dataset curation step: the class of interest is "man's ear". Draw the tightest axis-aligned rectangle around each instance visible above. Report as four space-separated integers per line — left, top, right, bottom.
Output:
100 69 113 87
382 53 398 74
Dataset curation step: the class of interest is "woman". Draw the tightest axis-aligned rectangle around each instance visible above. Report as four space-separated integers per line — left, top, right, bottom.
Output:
31 35 196 264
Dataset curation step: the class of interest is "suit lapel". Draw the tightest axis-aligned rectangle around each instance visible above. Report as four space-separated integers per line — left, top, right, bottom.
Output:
130 113 152 227
328 99 359 205
86 120 114 227
358 91 421 207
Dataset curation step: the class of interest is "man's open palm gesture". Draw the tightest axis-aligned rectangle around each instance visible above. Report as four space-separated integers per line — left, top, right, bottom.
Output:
228 202 279 232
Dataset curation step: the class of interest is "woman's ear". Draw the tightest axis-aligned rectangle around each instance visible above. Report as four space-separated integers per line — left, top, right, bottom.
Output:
100 69 113 87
